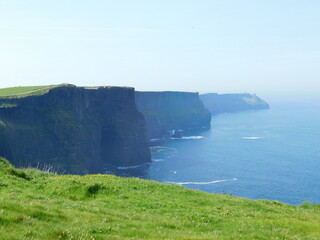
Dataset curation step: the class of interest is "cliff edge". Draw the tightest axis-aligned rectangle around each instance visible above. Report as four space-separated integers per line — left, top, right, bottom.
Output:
0 85 151 174
135 91 211 139
200 93 269 115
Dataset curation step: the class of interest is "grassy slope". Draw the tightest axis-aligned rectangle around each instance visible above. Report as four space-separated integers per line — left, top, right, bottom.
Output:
0 157 319 240
0 84 70 98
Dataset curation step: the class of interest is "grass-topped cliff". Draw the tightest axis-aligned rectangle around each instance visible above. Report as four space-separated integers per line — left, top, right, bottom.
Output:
0 84 72 99
0 85 150 174
0 157 319 240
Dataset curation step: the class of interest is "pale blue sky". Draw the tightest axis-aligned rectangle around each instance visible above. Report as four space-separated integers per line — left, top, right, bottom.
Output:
0 0 319 93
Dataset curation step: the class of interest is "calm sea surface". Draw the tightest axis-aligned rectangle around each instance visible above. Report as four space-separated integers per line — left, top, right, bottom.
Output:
108 95 320 205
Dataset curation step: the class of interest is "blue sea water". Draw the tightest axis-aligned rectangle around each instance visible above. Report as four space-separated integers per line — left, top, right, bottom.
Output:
109 94 320 205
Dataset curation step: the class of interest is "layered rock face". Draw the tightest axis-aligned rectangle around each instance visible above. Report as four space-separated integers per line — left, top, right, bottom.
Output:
0 86 150 174
135 91 211 139
200 93 270 115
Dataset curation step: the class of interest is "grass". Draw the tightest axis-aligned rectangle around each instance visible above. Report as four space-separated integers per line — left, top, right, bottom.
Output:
0 157 319 240
0 84 72 98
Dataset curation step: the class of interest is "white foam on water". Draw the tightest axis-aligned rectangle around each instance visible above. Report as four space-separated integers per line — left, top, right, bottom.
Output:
171 136 205 140
167 178 237 185
116 164 145 170
150 138 163 142
182 136 205 140
150 146 176 150
241 137 260 140
152 158 166 162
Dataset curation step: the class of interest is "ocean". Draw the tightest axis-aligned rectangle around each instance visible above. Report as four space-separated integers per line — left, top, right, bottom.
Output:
108 94 320 205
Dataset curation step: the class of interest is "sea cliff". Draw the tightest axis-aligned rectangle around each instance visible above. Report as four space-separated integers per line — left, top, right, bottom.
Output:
135 91 211 139
200 93 269 115
0 86 151 174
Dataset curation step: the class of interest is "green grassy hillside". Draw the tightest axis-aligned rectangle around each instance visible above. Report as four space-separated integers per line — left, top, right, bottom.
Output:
0 157 319 240
0 84 71 98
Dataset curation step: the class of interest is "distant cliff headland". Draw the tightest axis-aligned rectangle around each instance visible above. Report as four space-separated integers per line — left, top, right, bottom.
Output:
0 85 150 174
135 91 211 139
200 93 270 115
0 84 269 174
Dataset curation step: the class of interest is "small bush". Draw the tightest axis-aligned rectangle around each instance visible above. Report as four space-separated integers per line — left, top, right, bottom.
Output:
85 184 105 197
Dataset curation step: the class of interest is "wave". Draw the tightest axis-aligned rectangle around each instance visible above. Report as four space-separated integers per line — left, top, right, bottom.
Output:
152 158 166 162
116 164 145 170
167 178 237 185
150 146 177 153
242 137 260 140
150 138 164 142
150 146 176 150
171 136 204 140
115 157 170 169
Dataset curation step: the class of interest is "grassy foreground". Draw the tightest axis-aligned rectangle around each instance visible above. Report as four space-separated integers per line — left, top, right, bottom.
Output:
0 157 319 240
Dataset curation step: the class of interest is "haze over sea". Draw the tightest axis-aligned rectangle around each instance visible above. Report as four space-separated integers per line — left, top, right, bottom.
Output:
108 93 320 205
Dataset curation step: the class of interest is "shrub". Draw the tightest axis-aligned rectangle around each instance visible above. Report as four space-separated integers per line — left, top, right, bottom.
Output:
85 183 105 197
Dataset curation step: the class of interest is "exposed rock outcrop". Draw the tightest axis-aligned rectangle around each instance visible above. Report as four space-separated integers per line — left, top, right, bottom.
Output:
200 93 269 115
0 86 151 174
135 91 211 139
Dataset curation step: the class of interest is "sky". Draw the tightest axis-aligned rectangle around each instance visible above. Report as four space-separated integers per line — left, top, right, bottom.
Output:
0 0 320 94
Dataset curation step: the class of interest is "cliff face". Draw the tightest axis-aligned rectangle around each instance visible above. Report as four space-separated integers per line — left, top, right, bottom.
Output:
0 86 150 174
135 91 211 139
200 93 270 115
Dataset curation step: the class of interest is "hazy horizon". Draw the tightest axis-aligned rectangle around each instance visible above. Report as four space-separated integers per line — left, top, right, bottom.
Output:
1 1 319 94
